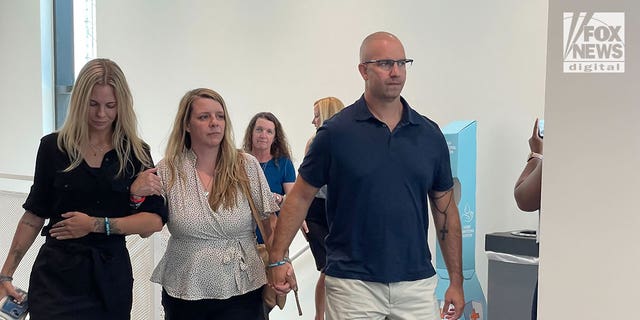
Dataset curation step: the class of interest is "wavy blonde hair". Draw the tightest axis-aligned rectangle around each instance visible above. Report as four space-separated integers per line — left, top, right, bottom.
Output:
314 96 345 127
57 58 151 176
164 88 248 211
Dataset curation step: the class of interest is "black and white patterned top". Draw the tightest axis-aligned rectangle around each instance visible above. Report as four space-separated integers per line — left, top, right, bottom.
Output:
151 150 279 300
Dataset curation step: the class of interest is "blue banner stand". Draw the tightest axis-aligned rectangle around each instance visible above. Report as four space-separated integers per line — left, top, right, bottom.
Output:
435 120 486 320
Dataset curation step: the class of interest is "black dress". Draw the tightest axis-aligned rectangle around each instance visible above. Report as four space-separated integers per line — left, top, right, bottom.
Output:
304 195 329 272
22 133 168 320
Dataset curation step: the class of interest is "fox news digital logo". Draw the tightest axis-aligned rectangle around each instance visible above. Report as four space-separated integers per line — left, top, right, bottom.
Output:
563 12 625 73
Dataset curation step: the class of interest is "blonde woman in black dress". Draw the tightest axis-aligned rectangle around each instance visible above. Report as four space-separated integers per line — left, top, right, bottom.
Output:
0 58 167 319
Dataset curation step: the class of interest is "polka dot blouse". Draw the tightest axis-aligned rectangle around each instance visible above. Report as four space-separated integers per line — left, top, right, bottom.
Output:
151 151 279 300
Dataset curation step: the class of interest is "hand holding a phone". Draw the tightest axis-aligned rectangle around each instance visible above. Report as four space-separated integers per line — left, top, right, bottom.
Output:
0 280 25 304
0 284 28 320
529 119 544 155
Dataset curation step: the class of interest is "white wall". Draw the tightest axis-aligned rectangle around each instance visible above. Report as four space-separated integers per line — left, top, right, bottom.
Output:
95 0 548 298
0 0 550 317
539 1 640 318
0 1 47 178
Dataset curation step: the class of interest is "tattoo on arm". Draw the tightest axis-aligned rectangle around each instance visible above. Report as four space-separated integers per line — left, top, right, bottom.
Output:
20 219 40 230
432 189 454 241
110 220 122 235
93 218 104 233
10 249 25 271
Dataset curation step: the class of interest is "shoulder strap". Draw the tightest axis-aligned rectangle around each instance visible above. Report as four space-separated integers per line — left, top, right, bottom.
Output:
241 181 269 249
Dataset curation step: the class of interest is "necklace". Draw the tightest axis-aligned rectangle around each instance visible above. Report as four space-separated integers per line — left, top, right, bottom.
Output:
204 178 213 197
199 171 214 197
260 161 268 171
88 142 109 157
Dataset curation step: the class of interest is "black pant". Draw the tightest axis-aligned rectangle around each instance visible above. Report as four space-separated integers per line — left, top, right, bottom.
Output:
305 197 328 271
162 287 262 320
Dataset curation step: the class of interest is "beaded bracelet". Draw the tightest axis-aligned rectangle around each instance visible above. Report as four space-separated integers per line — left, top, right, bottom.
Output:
267 257 291 269
0 274 13 282
104 217 111 236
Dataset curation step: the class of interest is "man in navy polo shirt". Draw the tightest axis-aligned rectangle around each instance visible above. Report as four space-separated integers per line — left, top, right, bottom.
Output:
268 31 464 320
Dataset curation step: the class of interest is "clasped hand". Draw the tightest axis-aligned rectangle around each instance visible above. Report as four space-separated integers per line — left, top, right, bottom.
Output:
267 262 297 295
130 167 162 197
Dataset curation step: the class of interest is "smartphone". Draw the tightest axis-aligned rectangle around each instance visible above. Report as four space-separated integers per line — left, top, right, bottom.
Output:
538 119 544 138
0 289 28 320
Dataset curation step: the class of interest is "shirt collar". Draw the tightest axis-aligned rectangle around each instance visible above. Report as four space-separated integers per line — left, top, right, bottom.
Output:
353 94 420 126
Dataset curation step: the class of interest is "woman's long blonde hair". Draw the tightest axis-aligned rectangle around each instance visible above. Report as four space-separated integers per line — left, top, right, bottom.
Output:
164 88 248 211
315 96 344 126
57 58 151 176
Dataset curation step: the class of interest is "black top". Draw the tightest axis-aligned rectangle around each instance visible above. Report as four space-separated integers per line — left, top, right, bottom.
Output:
23 132 168 242
22 132 168 319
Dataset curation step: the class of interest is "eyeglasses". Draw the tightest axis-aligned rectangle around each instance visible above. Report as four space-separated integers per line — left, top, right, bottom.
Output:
361 59 414 71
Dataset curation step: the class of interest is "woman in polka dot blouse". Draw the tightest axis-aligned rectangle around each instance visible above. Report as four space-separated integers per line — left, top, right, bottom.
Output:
131 88 280 319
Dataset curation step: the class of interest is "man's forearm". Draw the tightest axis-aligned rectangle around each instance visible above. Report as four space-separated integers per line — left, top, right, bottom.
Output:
440 213 463 286
432 200 464 286
270 194 310 261
270 177 318 261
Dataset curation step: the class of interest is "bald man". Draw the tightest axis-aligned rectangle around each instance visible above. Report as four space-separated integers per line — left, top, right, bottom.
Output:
268 32 464 320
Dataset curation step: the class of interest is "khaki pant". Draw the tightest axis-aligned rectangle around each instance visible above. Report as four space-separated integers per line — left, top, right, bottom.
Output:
325 275 440 320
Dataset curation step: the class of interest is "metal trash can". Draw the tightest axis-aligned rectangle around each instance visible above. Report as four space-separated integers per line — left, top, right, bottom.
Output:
485 230 539 320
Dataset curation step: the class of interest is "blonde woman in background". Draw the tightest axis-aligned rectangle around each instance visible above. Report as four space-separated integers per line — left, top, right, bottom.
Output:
131 88 279 319
301 96 344 320
0 58 167 320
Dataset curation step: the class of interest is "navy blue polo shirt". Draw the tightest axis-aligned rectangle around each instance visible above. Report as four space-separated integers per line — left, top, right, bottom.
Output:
298 95 453 283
